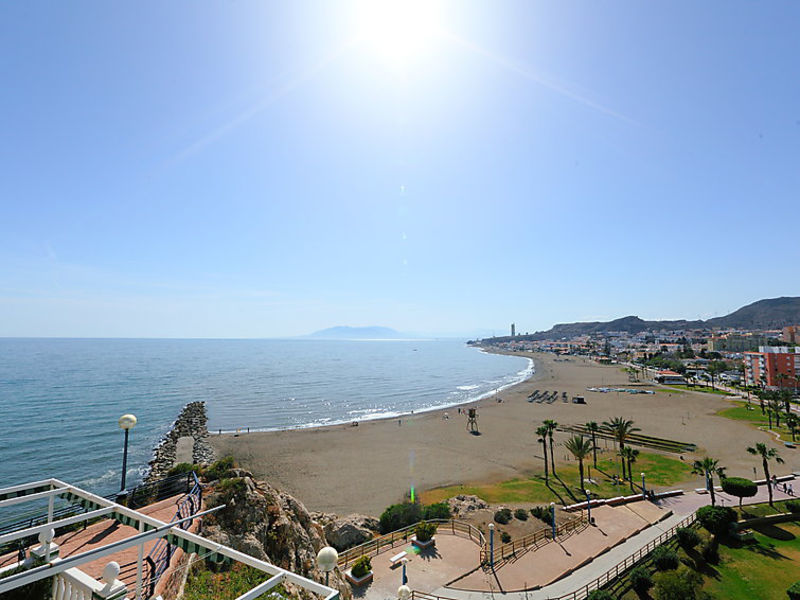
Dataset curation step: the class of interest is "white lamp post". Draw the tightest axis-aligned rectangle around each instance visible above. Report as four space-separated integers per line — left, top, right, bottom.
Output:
398 584 412 600
550 502 556 539
641 472 646 499
488 523 495 568
118 414 137 492
316 546 338 586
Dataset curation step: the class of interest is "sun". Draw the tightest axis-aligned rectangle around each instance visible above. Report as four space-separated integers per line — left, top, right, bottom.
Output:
353 0 441 64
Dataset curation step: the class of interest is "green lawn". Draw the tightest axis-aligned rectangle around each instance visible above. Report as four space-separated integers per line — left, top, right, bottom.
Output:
667 384 733 396
183 562 290 600
420 451 692 506
717 401 797 439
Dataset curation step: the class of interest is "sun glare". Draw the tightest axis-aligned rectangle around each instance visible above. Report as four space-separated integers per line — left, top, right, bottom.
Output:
354 0 441 64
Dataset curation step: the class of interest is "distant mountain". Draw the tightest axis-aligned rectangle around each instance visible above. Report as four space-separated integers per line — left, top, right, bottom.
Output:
485 297 800 342
307 326 403 339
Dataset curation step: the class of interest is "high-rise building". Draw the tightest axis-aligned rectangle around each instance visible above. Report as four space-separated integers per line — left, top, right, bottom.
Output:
743 346 800 389
782 325 799 344
511 323 516 337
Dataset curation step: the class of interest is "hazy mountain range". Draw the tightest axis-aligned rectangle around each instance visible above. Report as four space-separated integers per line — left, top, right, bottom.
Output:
489 297 800 341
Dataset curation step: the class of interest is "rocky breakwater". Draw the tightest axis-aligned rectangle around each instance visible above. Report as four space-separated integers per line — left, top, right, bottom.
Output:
146 401 215 482
203 467 353 600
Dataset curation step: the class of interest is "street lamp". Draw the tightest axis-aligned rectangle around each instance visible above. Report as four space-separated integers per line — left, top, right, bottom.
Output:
641 472 646 500
550 502 556 540
488 523 495 568
316 546 338 586
584 489 592 524
118 414 137 492
398 584 412 600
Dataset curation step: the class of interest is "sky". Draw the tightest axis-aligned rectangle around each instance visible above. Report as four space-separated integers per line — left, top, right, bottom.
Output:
1 1 799 338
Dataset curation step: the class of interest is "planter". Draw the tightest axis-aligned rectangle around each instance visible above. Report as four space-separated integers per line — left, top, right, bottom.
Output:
345 569 373 586
411 535 435 549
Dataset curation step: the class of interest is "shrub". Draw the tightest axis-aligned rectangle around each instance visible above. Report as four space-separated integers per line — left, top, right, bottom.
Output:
379 503 423 533
630 566 654 594
514 508 529 521
721 477 757 507
653 568 703 600
531 506 554 525
696 505 736 537
205 456 236 481
494 508 512 525
788 581 800 600
414 521 437 542
587 590 614 600
787 500 800 514
699 539 719 565
652 546 679 571
422 502 451 520
350 556 372 579
676 527 701 550
168 462 198 476
500 531 511 543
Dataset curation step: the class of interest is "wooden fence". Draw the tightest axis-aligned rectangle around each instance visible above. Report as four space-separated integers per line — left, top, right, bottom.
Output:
479 514 588 563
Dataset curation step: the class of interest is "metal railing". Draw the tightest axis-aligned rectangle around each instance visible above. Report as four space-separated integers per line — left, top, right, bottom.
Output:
141 472 202 596
337 520 485 569
479 514 588 564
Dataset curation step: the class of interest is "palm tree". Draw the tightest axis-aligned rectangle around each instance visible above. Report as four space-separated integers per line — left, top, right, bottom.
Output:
691 457 726 506
602 417 640 478
747 443 785 507
543 419 558 476
536 425 550 483
564 435 593 490
768 397 782 429
620 447 640 489
787 414 799 442
585 421 600 467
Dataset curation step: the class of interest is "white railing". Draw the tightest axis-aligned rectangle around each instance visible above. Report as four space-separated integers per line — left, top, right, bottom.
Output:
52 562 127 600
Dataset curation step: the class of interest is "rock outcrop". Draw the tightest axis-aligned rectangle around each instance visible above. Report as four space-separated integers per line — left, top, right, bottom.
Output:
146 402 215 482
312 513 378 552
447 494 489 516
203 470 352 600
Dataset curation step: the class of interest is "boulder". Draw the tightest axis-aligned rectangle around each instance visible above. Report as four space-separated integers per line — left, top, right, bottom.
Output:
448 494 489 516
323 514 379 551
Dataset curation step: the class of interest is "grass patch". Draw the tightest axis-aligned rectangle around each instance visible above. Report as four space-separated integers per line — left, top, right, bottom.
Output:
419 451 692 506
668 384 733 395
717 402 797 439
657 387 686 394
735 500 796 520
183 561 291 600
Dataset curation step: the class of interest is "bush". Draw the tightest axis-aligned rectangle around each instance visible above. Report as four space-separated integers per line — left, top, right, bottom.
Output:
217 478 246 500
788 581 800 600
676 527 701 550
205 456 236 481
379 503 423 533
422 502 451 520
414 521 437 542
168 462 198 476
787 500 800 514
494 508 512 525
653 568 703 600
699 539 719 565
721 477 757 507
587 590 614 600
652 546 679 571
514 508 529 521
630 566 654 594
696 505 736 537
350 556 372 578
531 506 554 525
500 531 511 543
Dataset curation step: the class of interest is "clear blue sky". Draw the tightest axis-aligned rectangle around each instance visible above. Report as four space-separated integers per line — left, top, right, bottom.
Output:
2 1 798 338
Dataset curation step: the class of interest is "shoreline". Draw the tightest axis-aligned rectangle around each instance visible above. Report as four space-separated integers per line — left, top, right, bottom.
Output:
207 347 535 436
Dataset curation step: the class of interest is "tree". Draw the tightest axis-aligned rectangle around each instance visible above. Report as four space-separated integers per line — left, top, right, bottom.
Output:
721 477 757 508
787 414 799 442
747 442 785 507
536 424 550 483
653 569 703 600
696 505 737 537
788 581 800 600
691 457 725 506
602 417 640 479
564 435 593 490
620 446 640 487
585 421 600 467
707 360 727 391
543 419 558 476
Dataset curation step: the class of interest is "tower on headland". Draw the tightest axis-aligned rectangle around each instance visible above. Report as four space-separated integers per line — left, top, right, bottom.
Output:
511 323 516 337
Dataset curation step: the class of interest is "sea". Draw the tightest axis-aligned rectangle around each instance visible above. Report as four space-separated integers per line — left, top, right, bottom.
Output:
0 338 532 504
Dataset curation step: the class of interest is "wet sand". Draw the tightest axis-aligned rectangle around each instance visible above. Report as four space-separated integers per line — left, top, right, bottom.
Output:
211 352 795 516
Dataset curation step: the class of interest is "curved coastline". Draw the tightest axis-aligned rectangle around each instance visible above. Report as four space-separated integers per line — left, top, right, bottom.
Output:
208 348 534 435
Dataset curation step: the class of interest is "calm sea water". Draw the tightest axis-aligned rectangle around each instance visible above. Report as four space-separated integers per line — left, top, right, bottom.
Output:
0 338 531 501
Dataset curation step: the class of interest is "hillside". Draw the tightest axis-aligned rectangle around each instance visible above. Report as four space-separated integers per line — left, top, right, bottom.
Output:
488 297 800 342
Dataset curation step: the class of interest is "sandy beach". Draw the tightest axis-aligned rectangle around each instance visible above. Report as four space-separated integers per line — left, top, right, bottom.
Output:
211 352 796 516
